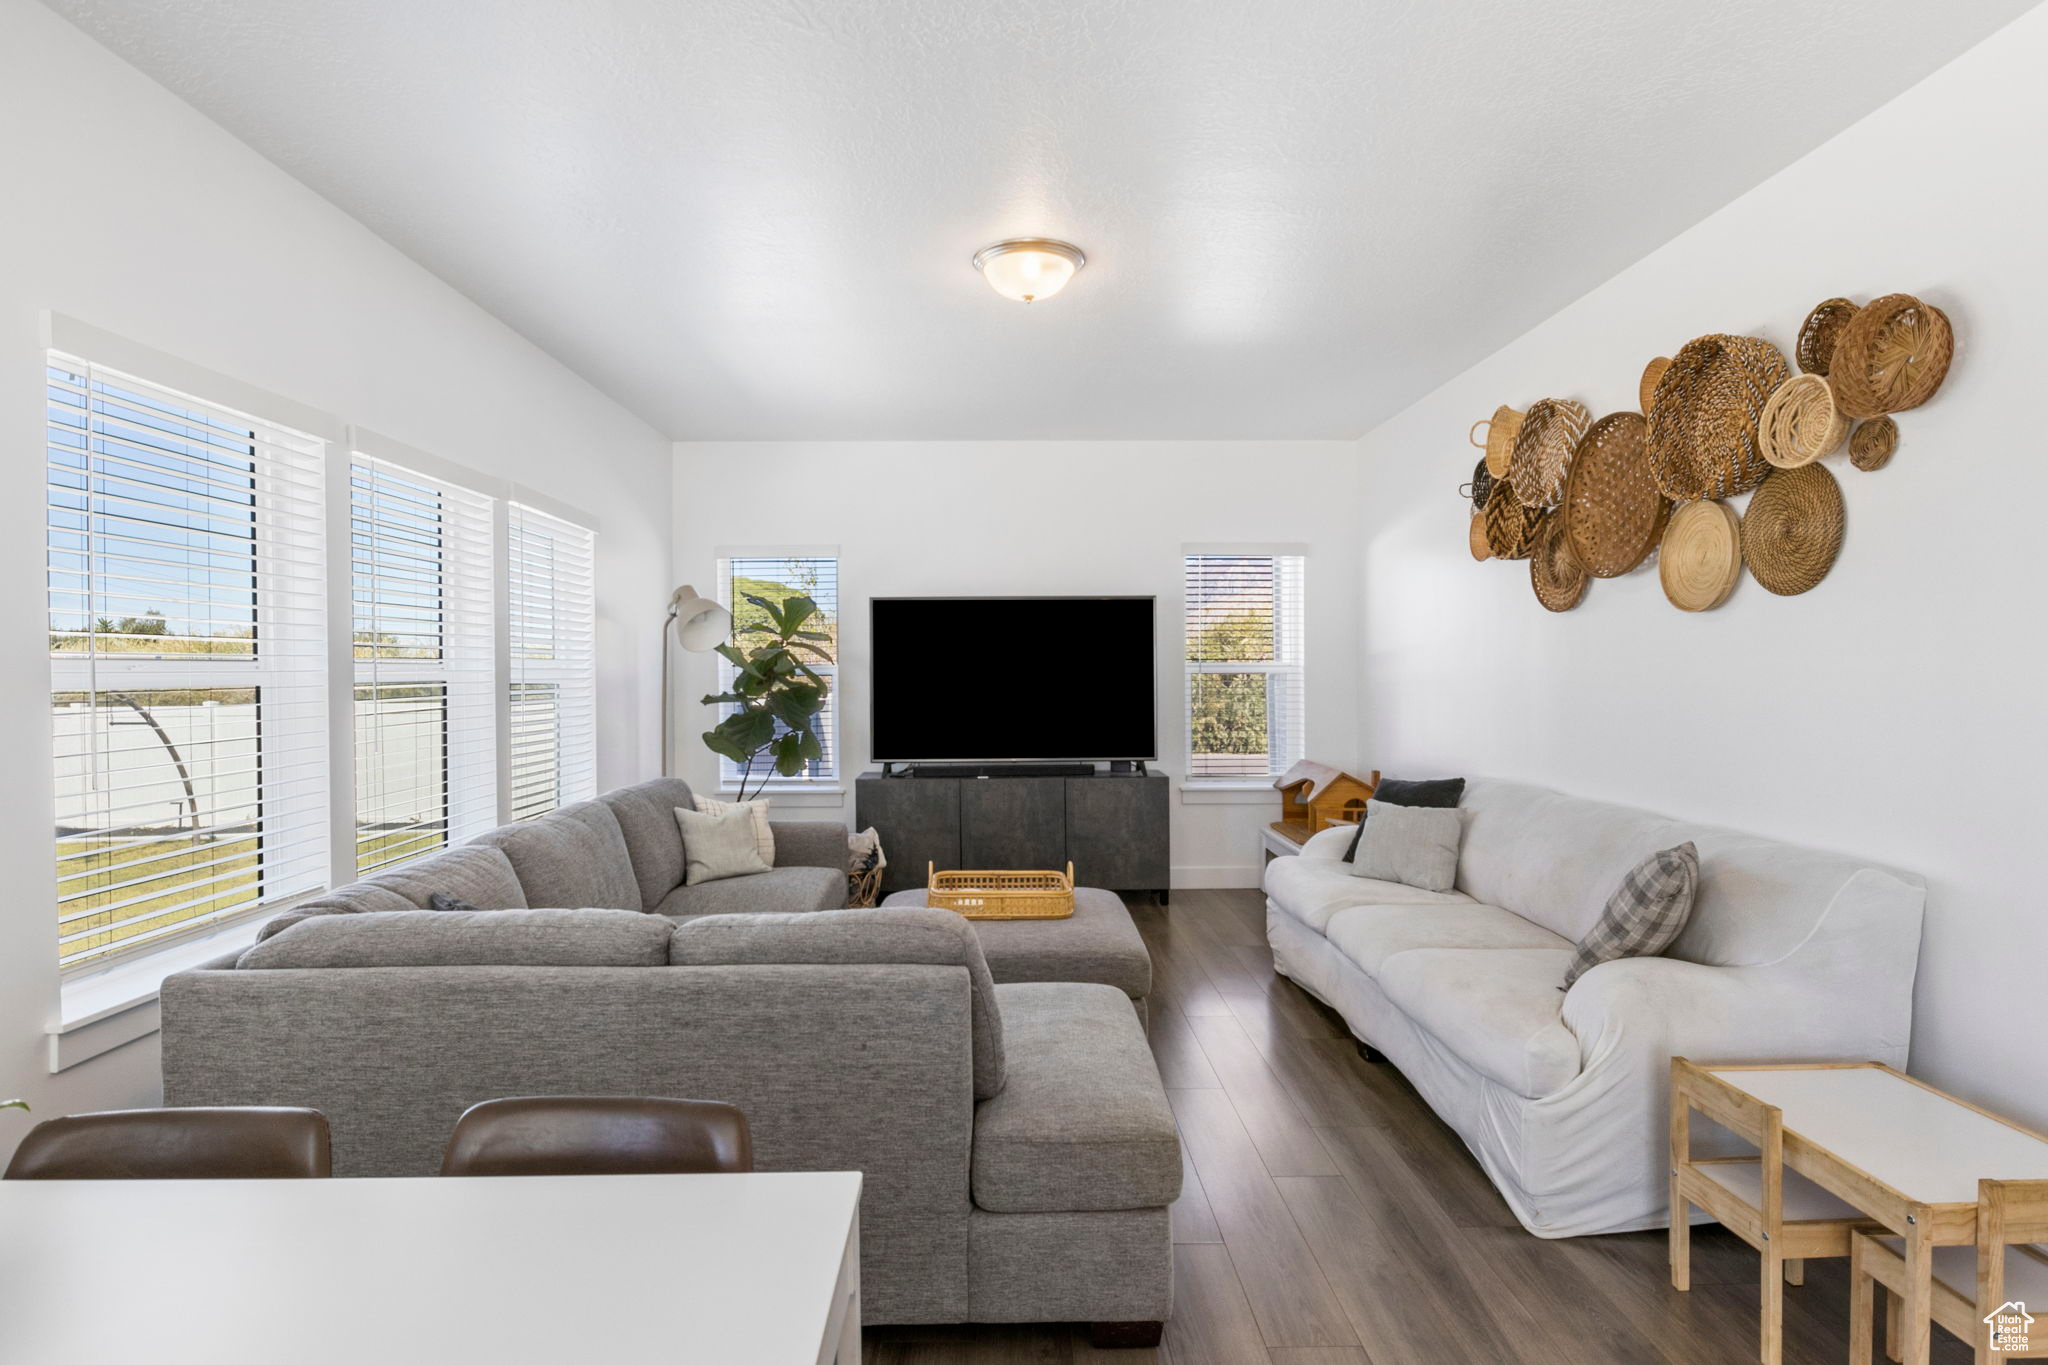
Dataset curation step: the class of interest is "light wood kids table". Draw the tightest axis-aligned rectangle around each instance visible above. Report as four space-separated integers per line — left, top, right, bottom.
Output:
1671 1060 2048 1365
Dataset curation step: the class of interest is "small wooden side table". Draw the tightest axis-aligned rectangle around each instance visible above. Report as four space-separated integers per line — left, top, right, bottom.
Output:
1675 1061 2048 1365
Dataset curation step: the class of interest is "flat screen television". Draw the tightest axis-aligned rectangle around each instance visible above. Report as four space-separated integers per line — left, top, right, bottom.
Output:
869 596 1156 763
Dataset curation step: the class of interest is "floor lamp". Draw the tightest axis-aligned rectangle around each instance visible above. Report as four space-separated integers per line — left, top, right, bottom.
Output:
662 584 733 777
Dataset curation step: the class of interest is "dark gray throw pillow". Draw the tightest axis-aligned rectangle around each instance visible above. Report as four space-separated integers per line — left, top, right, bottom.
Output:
1562 842 1700 990
429 892 481 913
1344 777 1467 861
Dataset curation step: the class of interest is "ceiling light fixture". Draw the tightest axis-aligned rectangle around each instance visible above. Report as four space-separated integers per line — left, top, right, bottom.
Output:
972 238 1086 303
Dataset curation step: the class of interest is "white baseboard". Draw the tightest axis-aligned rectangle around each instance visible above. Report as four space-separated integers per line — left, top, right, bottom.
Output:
1171 864 1263 890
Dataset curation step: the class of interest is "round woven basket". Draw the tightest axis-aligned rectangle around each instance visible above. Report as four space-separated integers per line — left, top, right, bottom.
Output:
1796 297 1861 376
1562 411 1667 578
1639 357 1671 416
1507 397 1592 508
1646 334 1792 502
1850 417 1900 472
1830 293 1954 418
1529 513 1588 612
1471 405 1526 478
1468 511 1492 561
1658 499 1742 612
1483 479 1541 560
1460 457 1495 513
1743 464 1845 596
1759 374 1849 469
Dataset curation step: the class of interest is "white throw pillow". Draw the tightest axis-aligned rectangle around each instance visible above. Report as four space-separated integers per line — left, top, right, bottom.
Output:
692 794 775 867
1346 802 1463 893
673 803 773 885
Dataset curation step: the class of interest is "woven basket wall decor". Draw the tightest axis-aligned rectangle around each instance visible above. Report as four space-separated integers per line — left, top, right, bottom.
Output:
1529 513 1589 612
1507 397 1592 508
1795 297 1861 375
1460 457 1495 513
1646 334 1792 502
1742 464 1845 596
1562 411 1668 578
1471 405 1526 478
1639 357 1671 416
1469 511 1493 561
1849 417 1899 472
1829 293 1954 418
1658 499 1743 612
1482 479 1541 560
1759 374 1850 469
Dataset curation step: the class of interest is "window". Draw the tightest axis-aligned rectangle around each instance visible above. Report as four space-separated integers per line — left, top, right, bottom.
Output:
350 457 497 874
47 357 330 969
506 502 597 820
1183 551 1306 781
714 553 839 786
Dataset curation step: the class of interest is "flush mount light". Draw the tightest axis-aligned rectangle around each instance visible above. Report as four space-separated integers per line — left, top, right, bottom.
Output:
972 238 1086 303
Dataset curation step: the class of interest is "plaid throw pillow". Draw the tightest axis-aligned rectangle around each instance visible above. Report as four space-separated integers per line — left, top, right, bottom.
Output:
1563 842 1699 990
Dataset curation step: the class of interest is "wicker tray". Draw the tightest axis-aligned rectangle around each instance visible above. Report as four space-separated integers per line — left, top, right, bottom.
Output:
1850 417 1899 472
1483 479 1541 560
1659 499 1743 612
1829 293 1953 418
1563 411 1668 578
1529 513 1588 612
1743 464 1844 596
1508 397 1592 508
1759 373 1849 469
1796 297 1861 376
1646 334 1792 501
926 862 1076 920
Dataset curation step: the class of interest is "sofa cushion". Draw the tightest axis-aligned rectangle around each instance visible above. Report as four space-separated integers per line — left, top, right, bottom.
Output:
1376 948 1582 1099
237 909 673 970
256 882 418 941
1264 854 1473 934
364 844 528 913
971 982 1181 1214
1564 842 1699 989
1348 801 1463 892
1342 775 1466 860
670 908 1005 1099
473 800 643 911
654 866 846 918
675 802 774 884
596 777 697 909
1324 903 1574 978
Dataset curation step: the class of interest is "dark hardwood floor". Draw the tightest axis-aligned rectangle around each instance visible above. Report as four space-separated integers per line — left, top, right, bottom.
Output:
862 888 1966 1364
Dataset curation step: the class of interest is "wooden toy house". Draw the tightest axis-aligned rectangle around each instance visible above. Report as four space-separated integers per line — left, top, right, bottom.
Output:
1271 761 1379 848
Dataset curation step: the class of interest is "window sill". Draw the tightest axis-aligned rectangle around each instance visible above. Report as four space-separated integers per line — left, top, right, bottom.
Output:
718 784 846 808
50 919 265 1072
1180 781 1279 805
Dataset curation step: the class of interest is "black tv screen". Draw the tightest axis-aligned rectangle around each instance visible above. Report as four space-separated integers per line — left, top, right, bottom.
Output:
869 597 1156 762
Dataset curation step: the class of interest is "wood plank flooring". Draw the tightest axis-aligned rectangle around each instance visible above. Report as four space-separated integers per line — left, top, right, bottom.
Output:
862 888 1968 1364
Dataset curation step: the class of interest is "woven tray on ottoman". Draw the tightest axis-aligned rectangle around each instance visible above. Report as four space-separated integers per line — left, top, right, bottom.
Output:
882 885 1153 1025
1563 411 1667 578
1646 334 1792 501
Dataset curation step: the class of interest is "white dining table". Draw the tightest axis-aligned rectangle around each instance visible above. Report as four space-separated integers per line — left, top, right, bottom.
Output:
0 1169 863 1365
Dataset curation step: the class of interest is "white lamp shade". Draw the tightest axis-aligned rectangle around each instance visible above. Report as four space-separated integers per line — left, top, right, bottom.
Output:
670 584 732 651
972 239 1085 303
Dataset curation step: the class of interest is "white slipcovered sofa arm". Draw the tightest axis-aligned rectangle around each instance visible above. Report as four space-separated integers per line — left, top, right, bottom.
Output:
1298 825 1356 860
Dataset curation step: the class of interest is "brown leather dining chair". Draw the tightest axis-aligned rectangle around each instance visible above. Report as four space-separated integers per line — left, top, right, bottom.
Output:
3 1106 332 1180
440 1096 754 1177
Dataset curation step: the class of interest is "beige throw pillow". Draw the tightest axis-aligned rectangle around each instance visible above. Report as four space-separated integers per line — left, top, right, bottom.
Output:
692 794 775 866
1347 801 1463 893
673 804 773 885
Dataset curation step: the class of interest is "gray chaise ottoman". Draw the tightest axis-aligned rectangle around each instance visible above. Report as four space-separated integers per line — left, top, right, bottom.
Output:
881 886 1152 1026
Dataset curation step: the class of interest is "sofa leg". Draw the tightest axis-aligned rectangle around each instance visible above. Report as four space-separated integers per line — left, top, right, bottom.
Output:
1356 1040 1385 1063
1088 1321 1165 1349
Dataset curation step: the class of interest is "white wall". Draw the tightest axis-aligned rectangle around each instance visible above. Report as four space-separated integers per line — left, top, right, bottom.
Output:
672 441 1363 886
1353 7 2048 1127
0 0 672 1148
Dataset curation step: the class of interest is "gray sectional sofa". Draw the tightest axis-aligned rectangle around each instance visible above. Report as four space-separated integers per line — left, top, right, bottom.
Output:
159 778 1180 1335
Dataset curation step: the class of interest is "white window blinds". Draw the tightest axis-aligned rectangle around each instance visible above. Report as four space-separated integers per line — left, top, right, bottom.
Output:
714 554 839 785
46 356 330 969
349 456 498 874
1184 552 1306 780
507 502 597 820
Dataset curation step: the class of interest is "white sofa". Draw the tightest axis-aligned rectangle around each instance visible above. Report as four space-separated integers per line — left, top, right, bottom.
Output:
1263 777 1924 1238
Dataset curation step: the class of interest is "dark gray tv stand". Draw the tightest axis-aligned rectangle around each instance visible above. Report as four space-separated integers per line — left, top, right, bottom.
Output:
855 767 1169 904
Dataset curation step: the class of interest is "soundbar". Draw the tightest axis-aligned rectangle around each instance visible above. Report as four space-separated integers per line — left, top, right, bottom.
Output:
886 762 1097 779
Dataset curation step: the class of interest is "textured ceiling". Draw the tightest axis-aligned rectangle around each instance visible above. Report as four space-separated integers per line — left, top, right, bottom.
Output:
42 0 2037 440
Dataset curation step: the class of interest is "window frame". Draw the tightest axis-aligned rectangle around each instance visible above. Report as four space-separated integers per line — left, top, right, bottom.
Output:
1182 546 1308 789
712 548 841 792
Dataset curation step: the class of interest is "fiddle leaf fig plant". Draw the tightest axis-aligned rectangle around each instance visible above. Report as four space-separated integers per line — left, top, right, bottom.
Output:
2 1099 25 1117
700 593 832 801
